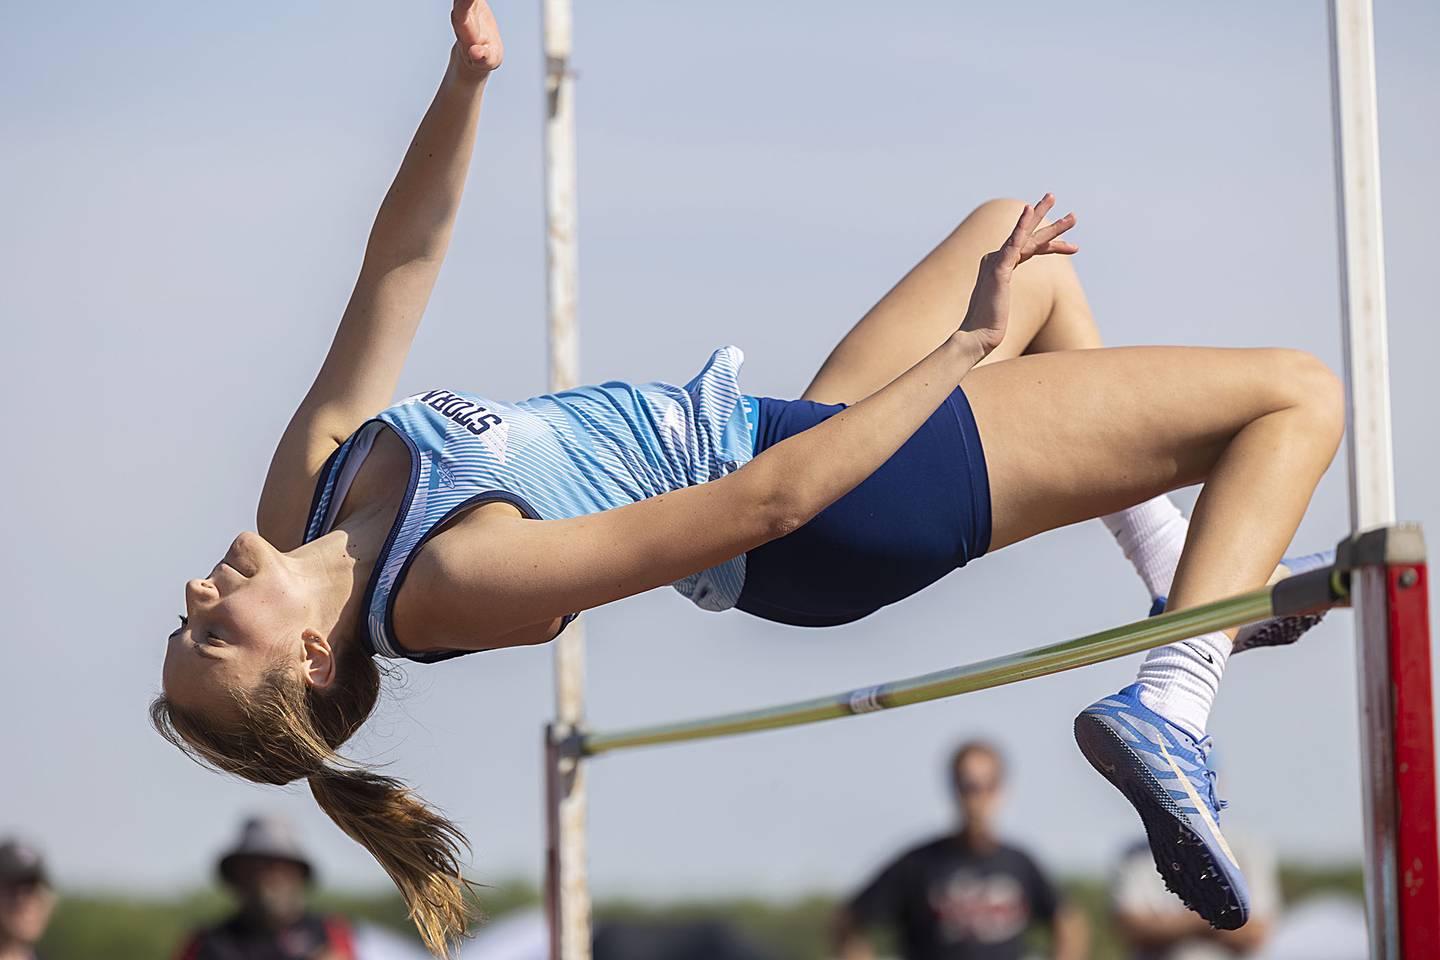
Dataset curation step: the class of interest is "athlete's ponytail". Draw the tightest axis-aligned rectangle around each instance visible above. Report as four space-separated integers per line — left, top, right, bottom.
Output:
309 764 473 953
150 650 476 957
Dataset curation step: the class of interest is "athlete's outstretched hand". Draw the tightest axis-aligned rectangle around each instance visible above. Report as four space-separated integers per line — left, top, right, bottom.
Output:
958 194 1078 360
451 0 504 77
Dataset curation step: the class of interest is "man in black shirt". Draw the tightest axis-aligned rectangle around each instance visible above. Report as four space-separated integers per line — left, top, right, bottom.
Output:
833 741 1089 960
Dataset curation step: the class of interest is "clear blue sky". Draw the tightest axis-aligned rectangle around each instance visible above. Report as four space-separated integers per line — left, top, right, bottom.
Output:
2 0 1436 902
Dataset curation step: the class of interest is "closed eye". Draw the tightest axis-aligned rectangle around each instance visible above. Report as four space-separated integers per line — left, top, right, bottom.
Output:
172 615 224 657
190 637 223 659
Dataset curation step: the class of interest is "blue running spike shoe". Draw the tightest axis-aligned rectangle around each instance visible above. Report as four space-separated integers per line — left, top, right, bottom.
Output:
1149 549 1334 655
1074 684 1250 929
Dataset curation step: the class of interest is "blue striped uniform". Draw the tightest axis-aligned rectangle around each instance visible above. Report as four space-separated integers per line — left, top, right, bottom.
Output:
304 347 753 662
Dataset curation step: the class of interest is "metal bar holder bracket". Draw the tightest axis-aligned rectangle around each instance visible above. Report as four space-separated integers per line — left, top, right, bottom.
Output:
1335 524 1437 958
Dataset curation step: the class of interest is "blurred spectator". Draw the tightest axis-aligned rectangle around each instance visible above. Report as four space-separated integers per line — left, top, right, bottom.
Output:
0 839 56 960
175 816 358 960
833 740 1089 960
1111 833 1279 959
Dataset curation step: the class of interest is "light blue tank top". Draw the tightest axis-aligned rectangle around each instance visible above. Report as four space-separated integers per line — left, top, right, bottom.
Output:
304 347 754 662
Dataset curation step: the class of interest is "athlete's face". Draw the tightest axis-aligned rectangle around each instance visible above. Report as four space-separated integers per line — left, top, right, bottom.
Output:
162 532 322 713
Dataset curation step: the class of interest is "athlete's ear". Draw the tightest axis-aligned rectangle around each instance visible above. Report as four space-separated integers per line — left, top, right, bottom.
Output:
301 630 337 689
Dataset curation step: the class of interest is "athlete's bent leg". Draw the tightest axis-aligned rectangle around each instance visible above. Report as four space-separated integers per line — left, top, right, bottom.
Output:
966 346 1342 575
799 200 1202 613
962 344 1343 927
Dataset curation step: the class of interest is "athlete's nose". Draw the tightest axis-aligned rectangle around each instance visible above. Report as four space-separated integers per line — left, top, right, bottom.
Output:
185 578 218 606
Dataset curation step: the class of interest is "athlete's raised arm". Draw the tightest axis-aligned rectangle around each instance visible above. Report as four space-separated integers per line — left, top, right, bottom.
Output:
401 200 1078 650
258 0 503 547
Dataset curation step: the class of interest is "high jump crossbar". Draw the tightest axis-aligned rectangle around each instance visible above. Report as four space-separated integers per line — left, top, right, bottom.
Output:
577 566 1350 757
542 2 1439 958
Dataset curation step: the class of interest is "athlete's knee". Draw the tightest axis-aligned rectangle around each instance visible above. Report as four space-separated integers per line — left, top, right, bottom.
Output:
963 198 1029 233
1269 348 1346 445
1301 353 1346 448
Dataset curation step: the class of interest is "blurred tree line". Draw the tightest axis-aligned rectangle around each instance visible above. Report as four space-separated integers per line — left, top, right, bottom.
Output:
35 865 1362 960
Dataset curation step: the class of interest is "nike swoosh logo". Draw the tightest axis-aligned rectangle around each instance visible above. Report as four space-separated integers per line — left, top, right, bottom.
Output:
1157 739 1239 869
1182 642 1216 664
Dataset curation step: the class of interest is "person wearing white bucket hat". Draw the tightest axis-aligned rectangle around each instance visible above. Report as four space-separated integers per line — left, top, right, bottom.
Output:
175 816 357 960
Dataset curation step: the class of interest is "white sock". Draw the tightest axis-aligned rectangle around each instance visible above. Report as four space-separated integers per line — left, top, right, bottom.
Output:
1135 632 1232 738
1103 496 1225 736
1101 495 1189 601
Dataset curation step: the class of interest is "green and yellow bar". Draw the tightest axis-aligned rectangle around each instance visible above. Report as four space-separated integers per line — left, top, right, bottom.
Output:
580 566 1347 757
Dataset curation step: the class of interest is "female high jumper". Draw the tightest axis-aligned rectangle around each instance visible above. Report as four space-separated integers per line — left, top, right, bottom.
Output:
153 1 1342 952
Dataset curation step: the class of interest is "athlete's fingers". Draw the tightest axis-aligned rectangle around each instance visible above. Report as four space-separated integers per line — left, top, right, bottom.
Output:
1011 204 1037 240
997 205 1036 268
1031 240 1080 257
1032 192 1056 226
1030 212 1077 247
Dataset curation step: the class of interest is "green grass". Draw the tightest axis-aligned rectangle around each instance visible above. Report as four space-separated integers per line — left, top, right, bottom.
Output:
35 865 1362 960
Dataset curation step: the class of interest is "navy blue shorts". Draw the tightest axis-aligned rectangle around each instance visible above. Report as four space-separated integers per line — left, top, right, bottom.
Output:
734 390 992 627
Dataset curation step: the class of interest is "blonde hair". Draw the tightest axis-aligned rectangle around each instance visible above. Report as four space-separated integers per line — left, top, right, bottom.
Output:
150 652 476 956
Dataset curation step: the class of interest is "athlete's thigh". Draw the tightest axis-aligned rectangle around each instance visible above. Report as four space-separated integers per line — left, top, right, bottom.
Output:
802 199 1056 405
965 346 1301 550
